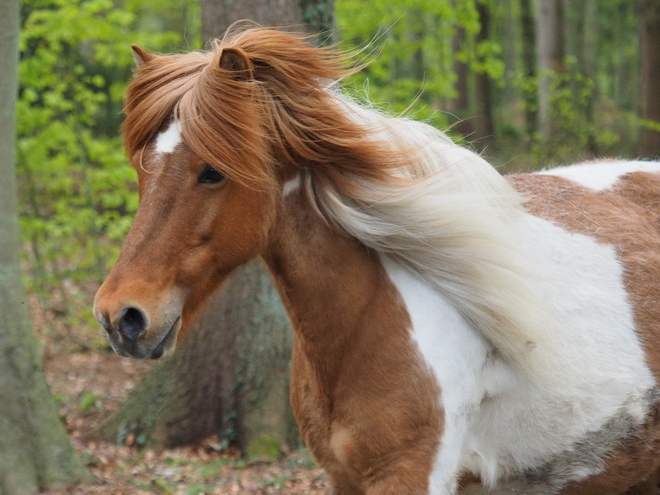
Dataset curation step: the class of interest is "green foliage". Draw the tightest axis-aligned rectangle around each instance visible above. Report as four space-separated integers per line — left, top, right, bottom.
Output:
302 0 335 35
638 118 660 134
337 0 504 127
79 391 99 414
524 56 636 168
150 478 177 495
200 459 232 480
17 0 198 336
184 484 215 495
115 416 154 447
247 435 281 461
286 448 318 469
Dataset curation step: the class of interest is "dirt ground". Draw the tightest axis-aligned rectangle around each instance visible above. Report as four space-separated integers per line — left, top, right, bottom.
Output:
38 307 331 494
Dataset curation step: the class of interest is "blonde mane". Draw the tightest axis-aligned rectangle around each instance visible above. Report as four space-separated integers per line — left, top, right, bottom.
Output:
302 99 554 374
123 26 552 374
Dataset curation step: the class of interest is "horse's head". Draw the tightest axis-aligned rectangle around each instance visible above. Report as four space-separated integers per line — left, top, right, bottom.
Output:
93 27 357 359
93 119 279 359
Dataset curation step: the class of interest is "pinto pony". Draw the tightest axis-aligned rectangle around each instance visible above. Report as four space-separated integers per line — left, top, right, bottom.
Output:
93 27 660 495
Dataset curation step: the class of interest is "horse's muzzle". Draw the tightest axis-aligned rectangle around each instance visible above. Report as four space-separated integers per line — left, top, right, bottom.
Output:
96 306 181 359
93 286 185 359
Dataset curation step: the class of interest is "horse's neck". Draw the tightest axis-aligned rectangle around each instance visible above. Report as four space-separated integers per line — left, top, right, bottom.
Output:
262 190 408 386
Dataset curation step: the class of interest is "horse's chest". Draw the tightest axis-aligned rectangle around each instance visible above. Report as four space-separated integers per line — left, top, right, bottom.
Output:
289 329 444 493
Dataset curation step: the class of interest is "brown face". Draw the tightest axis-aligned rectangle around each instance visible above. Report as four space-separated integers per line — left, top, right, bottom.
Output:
93 125 278 359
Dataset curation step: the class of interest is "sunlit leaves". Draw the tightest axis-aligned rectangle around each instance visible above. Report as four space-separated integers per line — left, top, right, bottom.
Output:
336 0 504 128
17 0 197 330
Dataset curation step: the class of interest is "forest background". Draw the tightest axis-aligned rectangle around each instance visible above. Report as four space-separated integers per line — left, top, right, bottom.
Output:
8 0 660 492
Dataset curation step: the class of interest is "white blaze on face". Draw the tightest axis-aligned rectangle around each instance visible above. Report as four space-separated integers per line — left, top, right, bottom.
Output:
154 121 183 155
144 121 183 194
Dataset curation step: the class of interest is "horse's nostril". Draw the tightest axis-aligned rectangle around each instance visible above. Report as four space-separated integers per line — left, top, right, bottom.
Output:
117 306 148 342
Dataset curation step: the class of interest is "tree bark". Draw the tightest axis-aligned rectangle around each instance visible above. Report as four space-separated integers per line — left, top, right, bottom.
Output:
639 0 660 157
520 0 538 138
536 0 565 138
96 261 297 451
473 1 495 151
98 0 334 456
0 1 90 492
451 27 472 138
579 0 598 154
201 0 335 46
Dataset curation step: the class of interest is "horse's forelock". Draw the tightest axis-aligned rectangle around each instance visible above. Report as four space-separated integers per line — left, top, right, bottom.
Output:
122 51 210 164
122 27 378 190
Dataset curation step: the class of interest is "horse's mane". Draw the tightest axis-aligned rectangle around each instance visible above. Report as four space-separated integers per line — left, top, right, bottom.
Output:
123 25 553 375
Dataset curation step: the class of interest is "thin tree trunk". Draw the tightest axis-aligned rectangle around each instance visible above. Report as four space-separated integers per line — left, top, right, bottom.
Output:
520 0 538 138
639 0 660 157
451 27 472 137
0 1 90 492
500 0 519 116
536 0 564 138
201 0 335 46
473 1 495 151
98 0 334 455
581 0 598 155
411 10 425 86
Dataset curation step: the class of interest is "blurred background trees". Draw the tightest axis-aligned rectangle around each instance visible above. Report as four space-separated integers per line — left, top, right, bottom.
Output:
11 0 660 460
1 0 90 491
639 0 660 156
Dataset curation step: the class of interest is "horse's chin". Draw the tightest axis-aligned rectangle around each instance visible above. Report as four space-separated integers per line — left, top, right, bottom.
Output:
148 317 180 359
108 317 181 360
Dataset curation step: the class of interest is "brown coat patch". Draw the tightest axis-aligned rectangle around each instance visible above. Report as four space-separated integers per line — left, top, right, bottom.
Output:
263 191 444 494
507 173 660 495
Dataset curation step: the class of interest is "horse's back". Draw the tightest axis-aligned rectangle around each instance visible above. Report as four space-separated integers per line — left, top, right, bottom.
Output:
536 160 660 229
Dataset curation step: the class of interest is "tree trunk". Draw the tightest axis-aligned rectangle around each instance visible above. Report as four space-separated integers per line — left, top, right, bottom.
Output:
536 0 565 138
473 1 495 151
96 261 297 452
520 0 538 138
0 1 90 492
451 27 472 138
97 0 334 456
201 0 335 46
639 0 660 157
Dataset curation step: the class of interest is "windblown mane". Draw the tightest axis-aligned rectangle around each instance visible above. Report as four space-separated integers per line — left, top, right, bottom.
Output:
123 26 553 374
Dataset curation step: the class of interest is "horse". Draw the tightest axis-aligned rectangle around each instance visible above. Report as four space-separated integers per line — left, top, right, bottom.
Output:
93 26 660 495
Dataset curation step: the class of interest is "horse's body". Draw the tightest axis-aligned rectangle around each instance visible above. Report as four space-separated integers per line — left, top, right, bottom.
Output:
93 27 660 495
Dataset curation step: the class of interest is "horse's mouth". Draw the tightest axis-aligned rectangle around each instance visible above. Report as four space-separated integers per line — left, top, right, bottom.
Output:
149 317 180 359
107 316 181 360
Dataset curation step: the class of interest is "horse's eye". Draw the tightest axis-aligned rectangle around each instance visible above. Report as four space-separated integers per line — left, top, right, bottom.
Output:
198 165 225 184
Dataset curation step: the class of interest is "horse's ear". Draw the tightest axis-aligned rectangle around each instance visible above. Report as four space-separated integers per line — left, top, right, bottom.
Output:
219 47 253 80
131 45 154 68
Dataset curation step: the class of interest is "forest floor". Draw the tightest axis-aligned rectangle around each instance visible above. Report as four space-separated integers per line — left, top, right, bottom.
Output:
35 292 331 495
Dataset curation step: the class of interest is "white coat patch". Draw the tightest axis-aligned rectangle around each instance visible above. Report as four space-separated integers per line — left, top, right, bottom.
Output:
539 161 660 191
381 211 656 494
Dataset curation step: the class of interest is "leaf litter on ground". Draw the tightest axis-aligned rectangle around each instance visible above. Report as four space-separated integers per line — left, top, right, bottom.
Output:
42 348 330 494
